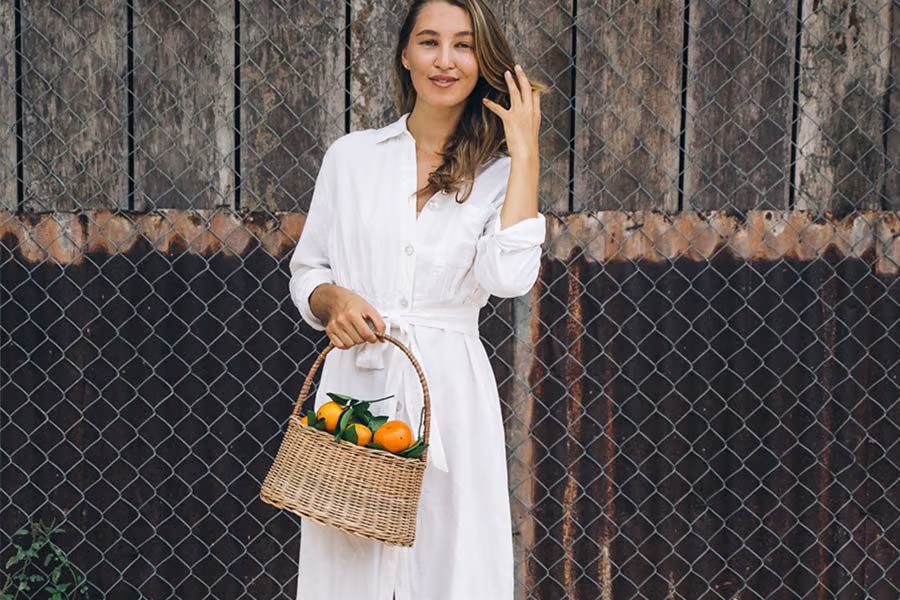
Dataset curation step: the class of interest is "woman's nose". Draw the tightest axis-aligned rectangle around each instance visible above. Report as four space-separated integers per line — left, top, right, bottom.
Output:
435 45 453 68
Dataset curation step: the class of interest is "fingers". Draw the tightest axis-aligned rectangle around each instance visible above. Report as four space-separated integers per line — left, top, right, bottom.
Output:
328 327 354 350
482 96 507 119
349 313 377 344
504 69 521 108
514 65 532 111
326 317 364 349
533 88 541 132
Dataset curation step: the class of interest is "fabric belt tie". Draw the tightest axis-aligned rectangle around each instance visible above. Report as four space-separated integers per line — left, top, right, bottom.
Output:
353 304 480 474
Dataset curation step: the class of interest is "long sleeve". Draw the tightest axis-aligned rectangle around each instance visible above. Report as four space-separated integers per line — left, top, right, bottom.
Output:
472 192 547 298
288 145 338 332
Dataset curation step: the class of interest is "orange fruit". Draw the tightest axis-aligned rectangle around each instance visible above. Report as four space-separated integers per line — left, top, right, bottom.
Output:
347 423 373 446
373 420 414 453
300 415 308 426
316 401 345 433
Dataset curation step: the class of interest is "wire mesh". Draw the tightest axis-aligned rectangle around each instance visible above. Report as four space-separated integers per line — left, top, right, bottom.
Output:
1 1 898 599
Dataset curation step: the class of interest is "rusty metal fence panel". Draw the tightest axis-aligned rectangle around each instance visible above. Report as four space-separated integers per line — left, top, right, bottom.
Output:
2 1 899 599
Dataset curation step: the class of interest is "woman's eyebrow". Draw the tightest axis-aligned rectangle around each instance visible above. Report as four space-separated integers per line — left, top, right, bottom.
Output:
415 29 474 37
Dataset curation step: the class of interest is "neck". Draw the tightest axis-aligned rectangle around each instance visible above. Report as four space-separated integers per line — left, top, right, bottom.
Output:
406 103 464 154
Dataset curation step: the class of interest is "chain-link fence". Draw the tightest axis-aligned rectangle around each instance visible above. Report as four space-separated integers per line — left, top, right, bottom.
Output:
1 0 898 598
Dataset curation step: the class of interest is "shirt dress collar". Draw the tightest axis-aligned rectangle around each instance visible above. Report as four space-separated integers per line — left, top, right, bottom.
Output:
373 111 413 144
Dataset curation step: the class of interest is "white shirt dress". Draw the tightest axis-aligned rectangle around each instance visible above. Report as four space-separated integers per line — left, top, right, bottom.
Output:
288 111 546 600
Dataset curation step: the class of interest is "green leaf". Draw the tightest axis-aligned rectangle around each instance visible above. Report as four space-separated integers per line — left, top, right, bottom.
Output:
333 408 352 441
313 419 328 432
403 444 427 459
397 439 422 457
305 409 318 426
342 425 358 444
351 403 368 419
368 416 389 432
325 392 354 405
398 438 429 459
6 549 24 569
365 441 388 451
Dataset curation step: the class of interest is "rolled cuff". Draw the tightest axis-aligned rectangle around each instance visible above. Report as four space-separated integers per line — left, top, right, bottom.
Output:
474 212 547 298
491 212 547 249
289 269 334 332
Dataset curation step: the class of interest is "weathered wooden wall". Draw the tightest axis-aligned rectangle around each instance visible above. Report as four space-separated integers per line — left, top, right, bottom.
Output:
2 1 897 212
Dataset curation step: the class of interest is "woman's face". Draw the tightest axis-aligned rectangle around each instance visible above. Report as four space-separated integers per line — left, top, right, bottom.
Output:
401 2 479 110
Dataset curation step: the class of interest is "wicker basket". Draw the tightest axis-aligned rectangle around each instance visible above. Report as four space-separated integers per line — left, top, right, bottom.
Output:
259 332 431 547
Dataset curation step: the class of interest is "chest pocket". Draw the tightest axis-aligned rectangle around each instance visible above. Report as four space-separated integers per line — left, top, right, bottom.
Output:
416 192 487 270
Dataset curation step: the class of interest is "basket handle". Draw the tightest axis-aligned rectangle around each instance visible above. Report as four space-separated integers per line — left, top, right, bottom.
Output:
291 324 431 449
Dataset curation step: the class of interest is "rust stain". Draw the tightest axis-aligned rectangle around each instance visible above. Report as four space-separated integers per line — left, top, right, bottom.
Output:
562 258 584 598
0 210 307 264
548 210 898 274
4 210 897 276
599 543 612 600
524 262 547 595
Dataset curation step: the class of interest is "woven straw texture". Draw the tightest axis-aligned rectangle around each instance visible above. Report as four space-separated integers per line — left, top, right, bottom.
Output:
260 332 430 547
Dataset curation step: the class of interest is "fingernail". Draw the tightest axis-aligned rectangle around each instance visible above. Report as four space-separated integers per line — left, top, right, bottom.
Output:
515 64 521 70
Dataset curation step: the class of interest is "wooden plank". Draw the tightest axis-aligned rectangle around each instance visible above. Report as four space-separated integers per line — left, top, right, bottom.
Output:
492 0 572 216
794 0 893 214
486 4 573 598
133 0 234 210
574 0 684 211
684 0 797 211
884 0 900 210
21 1 126 211
348 0 404 130
0 1 14 210
241 0 345 212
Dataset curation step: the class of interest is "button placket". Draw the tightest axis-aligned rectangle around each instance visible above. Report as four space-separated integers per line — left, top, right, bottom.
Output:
399 138 417 311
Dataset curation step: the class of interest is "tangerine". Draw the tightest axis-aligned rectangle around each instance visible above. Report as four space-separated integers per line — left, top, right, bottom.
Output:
373 420 414 453
300 415 308 426
316 401 345 433
347 423 373 446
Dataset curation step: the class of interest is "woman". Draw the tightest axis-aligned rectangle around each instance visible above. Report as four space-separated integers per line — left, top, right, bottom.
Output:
288 0 548 598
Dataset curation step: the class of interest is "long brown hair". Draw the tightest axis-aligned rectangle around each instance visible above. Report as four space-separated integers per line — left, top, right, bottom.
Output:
393 0 549 204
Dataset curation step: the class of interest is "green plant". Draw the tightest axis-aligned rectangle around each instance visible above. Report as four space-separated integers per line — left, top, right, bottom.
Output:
1 517 89 600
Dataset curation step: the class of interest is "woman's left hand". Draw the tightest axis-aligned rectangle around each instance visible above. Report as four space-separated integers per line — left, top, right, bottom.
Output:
482 64 541 161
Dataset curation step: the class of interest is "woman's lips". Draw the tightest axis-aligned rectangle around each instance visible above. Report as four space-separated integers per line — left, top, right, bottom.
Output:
430 78 457 88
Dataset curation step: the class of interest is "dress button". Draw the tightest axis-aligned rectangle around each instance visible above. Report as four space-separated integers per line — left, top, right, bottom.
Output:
405 244 414 255
400 298 409 308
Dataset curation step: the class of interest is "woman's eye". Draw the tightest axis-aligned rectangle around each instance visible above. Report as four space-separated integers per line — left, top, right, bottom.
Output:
420 40 472 49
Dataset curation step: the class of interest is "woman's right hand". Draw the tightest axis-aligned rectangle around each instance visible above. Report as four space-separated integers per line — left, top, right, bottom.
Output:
325 289 386 350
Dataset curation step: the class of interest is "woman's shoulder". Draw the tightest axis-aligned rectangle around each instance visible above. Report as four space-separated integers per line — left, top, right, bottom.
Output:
323 130 371 160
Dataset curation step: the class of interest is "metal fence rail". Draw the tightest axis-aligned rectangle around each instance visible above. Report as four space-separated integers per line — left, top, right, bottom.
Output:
1 1 898 599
